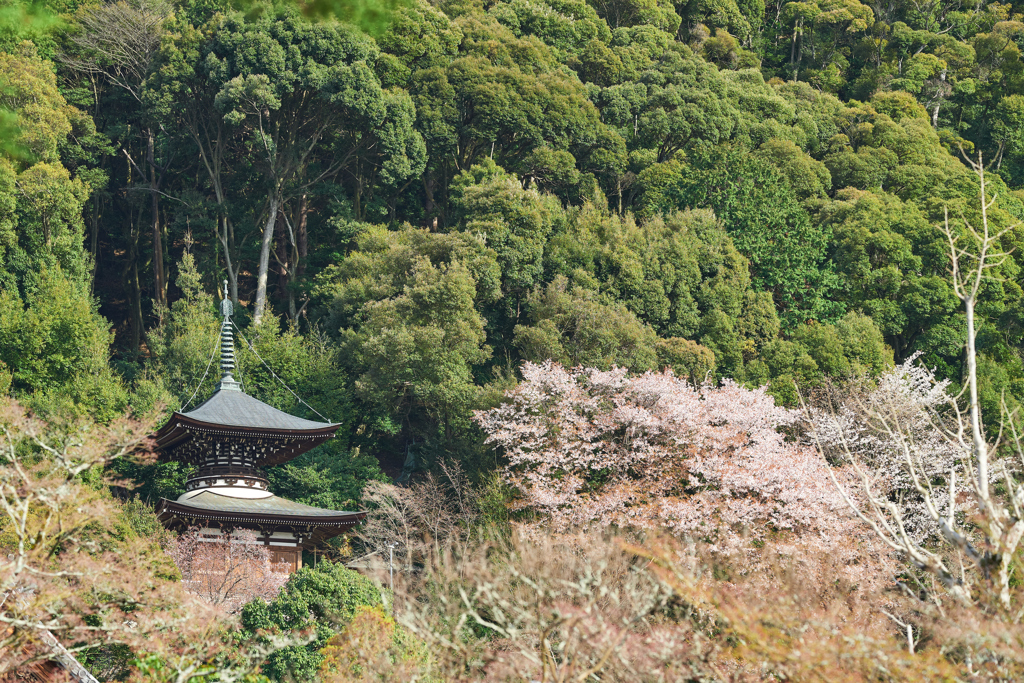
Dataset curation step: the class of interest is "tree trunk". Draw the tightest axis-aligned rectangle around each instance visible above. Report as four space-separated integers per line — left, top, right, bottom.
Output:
195 123 240 308
931 69 947 128
297 194 308 278
794 18 804 78
130 256 143 356
147 129 166 313
89 191 101 294
216 214 240 308
289 194 309 322
275 207 288 300
125 209 144 358
790 19 799 70
253 192 279 325
423 174 436 226
354 180 362 222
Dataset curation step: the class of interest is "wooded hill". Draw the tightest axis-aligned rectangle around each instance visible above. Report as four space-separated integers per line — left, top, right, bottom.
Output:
2 0 1024 498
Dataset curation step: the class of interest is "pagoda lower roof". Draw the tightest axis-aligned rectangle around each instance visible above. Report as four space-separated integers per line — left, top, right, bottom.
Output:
157 490 364 525
156 491 365 545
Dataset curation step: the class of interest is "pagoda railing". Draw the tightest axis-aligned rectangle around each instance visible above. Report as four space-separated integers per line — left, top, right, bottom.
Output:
186 464 270 492
195 464 268 479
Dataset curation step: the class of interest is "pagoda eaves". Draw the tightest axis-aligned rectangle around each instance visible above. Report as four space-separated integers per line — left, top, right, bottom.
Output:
156 389 340 468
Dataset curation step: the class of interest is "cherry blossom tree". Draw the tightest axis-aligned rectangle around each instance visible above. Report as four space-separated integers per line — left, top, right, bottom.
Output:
473 362 873 564
808 353 969 546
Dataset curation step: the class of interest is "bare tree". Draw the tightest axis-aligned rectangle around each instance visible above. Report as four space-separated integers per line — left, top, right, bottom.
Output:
357 460 479 571
810 153 1024 613
168 527 288 613
64 0 168 102
393 533 678 683
0 403 151 672
0 402 265 681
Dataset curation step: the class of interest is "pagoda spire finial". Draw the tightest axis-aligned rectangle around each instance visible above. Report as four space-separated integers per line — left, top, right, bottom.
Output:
217 280 242 392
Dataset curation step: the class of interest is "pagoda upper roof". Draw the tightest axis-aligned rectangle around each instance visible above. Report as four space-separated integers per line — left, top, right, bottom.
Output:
155 389 340 465
177 388 335 432
156 284 341 464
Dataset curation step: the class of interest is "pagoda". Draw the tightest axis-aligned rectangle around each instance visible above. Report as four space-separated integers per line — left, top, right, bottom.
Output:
155 283 364 572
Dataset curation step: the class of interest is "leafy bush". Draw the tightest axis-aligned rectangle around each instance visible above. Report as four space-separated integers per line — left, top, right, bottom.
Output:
240 561 384 682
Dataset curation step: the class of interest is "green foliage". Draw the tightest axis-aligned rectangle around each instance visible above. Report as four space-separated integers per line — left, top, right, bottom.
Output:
236 316 387 509
0 267 127 420
0 2 63 160
812 188 958 359
240 561 383 682
148 252 220 409
318 604 430 681
109 458 195 504
303 0 412 37
450 159 564 306
514 275 659 371
656 336 716 383
375 0 461 85
0 45 95 289
641 146 841 326
5 0 1024 673
317 224 498 453
5 0 1024 567
267 446 385 514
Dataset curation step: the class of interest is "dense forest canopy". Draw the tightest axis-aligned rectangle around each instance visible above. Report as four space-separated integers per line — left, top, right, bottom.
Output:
2 0 1024 497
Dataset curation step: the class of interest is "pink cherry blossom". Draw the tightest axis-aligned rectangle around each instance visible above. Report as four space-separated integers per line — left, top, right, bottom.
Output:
474 362 882 578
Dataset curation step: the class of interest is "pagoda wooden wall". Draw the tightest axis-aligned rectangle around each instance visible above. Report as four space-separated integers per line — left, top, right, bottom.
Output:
269 548 302 574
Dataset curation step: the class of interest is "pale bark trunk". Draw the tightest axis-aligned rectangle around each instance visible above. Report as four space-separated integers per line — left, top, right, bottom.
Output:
275 208 288 299
288 195 308 322
253 192 279 325
931 70 946 128
965 296 987 498
220 215 239 307
971 164 990 501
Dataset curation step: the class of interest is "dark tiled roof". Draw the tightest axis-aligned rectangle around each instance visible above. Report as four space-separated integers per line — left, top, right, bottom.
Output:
171 490 357 517
181 390 334 431
157 491 366 546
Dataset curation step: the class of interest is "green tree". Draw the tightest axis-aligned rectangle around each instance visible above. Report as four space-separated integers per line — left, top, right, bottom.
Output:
240 561 383 683
641 146 841 326
203 4 425 321
0 267 128 421
655 336 716 381
450 160 564 321
316 224 499 455
403 9 603 219
0 44 96 288
513 275 660 371
375 0 462 87
811 188 957 360
148 252 220 409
